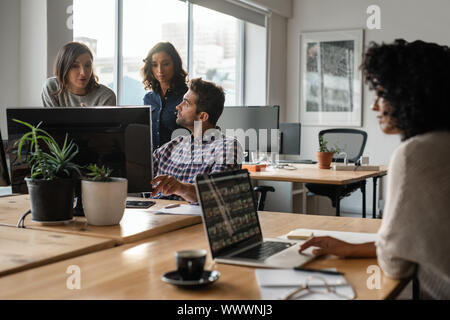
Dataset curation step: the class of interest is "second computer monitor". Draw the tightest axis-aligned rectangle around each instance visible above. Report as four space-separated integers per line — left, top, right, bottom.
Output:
217 106 280 152
279 122 301 155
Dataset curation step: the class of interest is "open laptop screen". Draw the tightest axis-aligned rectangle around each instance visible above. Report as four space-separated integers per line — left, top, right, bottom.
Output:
195 169 263 258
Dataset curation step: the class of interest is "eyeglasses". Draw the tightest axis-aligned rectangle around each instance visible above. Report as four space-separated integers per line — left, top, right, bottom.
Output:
281 275 355 300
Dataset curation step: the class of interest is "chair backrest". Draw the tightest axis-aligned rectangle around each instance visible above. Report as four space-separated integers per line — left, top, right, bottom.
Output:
319 129 367 163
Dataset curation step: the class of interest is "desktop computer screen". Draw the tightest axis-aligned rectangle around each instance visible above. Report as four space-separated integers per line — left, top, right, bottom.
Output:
6 107 152 194
217 106 280 152
0 131 11 187
279 122 301 155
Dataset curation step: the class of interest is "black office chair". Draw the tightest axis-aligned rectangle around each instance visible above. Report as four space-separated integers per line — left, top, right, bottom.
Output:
253 185 275 211
305 129 368 217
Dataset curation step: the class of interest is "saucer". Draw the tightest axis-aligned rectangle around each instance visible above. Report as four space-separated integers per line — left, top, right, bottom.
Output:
161 270 220 287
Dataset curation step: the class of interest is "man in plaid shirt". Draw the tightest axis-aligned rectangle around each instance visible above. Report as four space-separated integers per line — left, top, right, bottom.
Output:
150 78 243 202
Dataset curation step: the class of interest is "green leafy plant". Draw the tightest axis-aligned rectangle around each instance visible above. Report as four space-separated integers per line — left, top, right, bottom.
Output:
318 136 342 153
85 164 113 182
14 119 81 180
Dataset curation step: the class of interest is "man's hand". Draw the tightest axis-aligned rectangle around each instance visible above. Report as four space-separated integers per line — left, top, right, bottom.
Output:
151 175 185 197
150 175 198 202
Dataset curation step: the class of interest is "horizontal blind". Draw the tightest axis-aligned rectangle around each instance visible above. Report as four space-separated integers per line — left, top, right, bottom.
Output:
181 0 267 27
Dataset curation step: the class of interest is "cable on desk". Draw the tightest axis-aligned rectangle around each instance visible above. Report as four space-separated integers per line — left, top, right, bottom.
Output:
17 210 31 228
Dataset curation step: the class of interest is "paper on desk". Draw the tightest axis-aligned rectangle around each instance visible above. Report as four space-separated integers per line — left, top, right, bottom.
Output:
279 228 378 244
155 204 202 216
255 268 355 300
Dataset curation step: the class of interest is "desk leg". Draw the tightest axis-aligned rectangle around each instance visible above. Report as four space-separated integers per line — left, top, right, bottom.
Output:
372 177 378 219
361 181 366 218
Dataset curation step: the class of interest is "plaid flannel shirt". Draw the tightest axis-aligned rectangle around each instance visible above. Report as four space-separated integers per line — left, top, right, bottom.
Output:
152 129 243 200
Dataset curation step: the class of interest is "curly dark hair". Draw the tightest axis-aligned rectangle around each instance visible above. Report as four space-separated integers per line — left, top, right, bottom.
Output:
189 78 225 126
141 42 188 92
362 39 450 140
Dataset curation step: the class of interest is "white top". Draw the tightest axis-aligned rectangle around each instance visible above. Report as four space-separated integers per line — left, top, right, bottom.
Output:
376 131 450 299
41 77 116 107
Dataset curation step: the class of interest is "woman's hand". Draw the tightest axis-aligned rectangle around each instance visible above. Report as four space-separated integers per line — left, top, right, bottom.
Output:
299 236 377 258
299 236 355 257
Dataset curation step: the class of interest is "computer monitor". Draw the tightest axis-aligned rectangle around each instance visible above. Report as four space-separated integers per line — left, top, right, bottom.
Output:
279 122 301 155
216 106 280 152
6 107 152 194
0 132 11 187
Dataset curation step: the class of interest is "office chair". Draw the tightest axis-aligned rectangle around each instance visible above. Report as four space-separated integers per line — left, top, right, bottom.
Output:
305 129 368 217
253 185 275 211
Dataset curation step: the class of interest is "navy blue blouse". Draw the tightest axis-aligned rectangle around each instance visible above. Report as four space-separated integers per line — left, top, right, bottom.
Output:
143 85 188 150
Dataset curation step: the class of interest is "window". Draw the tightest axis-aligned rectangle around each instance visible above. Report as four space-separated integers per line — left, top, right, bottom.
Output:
73 0 265 106
73 0 115 90
122 0 187 105
192 5 241 106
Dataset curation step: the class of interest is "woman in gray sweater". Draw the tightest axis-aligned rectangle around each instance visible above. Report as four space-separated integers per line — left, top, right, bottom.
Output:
299 39 450 299
41 42 116 107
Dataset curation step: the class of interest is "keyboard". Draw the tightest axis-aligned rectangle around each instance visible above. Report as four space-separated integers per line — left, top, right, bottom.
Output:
277 159 317 164
232 241 294 261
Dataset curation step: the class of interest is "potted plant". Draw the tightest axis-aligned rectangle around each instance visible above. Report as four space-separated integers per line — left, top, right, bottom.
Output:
316 136 341 169
81 164 127 226
14 119 81 223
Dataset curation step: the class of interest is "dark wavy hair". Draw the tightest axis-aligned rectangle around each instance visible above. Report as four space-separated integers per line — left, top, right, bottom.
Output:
53 42 99 96
362 39 450 140
189 78 225 126
141 42 188 92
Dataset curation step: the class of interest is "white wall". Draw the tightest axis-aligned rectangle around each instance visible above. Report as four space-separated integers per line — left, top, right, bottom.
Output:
284 0 450 214
266 12 287 118
244 22 266 105
20 0 47 107
0 0 21 139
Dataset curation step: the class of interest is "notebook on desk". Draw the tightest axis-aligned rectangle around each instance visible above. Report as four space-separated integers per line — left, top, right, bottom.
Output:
194 169 315 268
278 159 317 164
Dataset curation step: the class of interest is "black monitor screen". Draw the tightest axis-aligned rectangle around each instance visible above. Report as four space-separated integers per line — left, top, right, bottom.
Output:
6 107 152 194
216 106 280 152
0 131 11 187
280 122 301 155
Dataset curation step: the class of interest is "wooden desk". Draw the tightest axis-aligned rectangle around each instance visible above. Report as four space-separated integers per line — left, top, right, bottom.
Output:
0 225 115 277
0 212 406 300
250 163 387 185
0 195 201 244
250 164 388 217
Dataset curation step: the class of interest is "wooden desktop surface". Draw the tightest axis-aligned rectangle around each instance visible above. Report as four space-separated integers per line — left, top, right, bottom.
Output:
0 195 201 244
250 164 388 185
0 211 405 300
0 225 115 277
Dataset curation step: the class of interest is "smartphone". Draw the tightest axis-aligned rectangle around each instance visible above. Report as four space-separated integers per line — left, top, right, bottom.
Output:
126 200 156 209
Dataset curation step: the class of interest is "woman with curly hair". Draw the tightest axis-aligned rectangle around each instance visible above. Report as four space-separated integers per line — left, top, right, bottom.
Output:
299 39 450 299
141 42 188 150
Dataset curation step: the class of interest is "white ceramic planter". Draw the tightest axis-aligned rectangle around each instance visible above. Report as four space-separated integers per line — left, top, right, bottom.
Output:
81 177 127 226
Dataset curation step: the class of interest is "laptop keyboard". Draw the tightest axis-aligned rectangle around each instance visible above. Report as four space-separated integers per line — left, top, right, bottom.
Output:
232 241 295 261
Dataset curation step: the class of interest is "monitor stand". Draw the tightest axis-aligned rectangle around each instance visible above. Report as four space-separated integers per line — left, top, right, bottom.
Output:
73 195 85 217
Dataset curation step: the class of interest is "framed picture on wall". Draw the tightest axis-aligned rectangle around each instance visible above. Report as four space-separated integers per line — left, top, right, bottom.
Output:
299 29 363 126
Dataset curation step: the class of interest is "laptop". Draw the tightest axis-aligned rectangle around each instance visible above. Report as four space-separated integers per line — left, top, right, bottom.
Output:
195 169 315 268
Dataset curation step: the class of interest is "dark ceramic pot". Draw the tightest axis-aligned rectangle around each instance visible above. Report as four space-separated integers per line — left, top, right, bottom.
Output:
25 178 75 223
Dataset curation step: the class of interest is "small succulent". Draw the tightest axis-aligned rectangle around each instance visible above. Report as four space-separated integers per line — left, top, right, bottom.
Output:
318 136 342 153
85 164 113 182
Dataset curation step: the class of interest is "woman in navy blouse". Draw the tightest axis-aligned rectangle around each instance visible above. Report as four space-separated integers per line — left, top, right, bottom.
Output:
141 42 188 150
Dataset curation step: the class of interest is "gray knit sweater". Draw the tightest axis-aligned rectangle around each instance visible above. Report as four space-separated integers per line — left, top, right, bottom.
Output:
41 77 116 107
376 131 450 299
